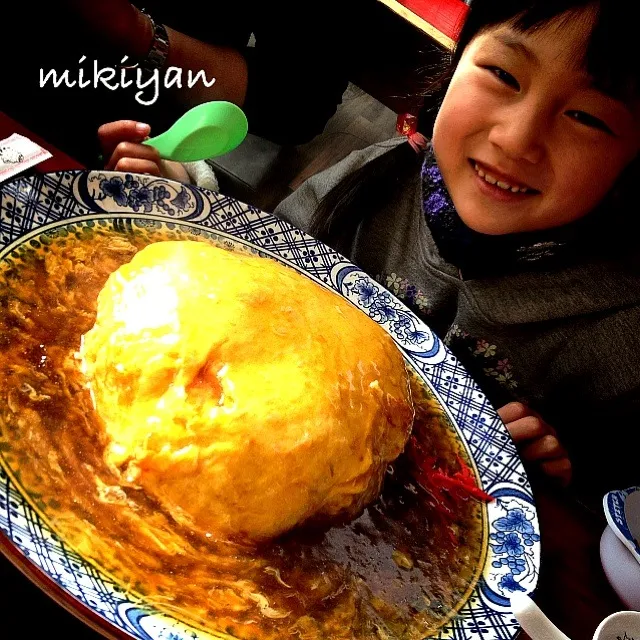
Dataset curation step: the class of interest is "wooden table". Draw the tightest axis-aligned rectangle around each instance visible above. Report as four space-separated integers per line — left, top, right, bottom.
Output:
354 0 466 115
0 111 627 639
524 486 624 640
376 0 468 50
349 0 451 116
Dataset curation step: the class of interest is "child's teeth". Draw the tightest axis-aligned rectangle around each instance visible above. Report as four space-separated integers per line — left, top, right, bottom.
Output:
474 162 530 193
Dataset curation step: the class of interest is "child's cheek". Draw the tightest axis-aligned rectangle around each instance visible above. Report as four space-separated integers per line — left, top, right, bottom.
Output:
435 77 491 148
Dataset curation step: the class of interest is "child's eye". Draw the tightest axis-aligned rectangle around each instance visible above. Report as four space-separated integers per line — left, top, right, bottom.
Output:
484 66 520 90
566 110 614 135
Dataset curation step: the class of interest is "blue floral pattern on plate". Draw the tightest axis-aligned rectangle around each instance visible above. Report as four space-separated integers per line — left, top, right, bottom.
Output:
97 174 192 214
336 267 442 362
0 171 541 640
489 503 539 593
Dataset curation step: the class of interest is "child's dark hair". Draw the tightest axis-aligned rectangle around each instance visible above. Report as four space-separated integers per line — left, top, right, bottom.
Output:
311 0 639 252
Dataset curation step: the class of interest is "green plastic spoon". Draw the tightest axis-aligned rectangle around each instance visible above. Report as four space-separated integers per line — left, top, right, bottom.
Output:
143 101 248 162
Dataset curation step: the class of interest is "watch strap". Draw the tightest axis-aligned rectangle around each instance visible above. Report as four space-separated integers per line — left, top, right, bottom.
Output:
138 8 170 75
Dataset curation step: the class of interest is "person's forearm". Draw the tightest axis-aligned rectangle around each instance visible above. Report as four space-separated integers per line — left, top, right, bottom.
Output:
109 6 248 107
163 26 248 106
160 159 192 183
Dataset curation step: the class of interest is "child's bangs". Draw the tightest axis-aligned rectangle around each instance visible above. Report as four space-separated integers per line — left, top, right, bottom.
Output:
508 2 638 103
423 0 638 134
456 1 638 103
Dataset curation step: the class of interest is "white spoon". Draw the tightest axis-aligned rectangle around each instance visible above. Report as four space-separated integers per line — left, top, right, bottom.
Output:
594 611 640 640
510 593 640 640
510 592 571 640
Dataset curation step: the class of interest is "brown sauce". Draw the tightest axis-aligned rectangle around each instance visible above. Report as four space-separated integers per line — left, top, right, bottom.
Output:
0 224 485 640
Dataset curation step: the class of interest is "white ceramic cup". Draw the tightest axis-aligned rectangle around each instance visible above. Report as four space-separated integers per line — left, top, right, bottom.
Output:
593 611 640 640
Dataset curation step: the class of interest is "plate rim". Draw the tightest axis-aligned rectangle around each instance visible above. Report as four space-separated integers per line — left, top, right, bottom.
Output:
0 527 131 639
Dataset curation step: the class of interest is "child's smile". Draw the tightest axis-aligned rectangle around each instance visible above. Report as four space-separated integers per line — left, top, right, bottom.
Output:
432 10 639 236
469 159 539 202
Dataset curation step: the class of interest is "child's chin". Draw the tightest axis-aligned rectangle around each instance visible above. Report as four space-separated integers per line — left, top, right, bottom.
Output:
456 210 517 236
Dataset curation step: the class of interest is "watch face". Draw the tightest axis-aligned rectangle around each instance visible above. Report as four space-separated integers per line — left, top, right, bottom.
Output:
142 10 170 70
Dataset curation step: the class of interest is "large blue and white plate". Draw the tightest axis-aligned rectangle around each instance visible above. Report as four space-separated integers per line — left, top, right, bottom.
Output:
0 171 540 639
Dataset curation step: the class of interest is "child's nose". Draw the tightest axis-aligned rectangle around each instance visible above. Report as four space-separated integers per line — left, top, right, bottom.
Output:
487 105 546 164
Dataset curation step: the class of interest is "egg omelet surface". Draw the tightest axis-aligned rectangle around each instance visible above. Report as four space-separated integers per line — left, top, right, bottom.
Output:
80 240 414 541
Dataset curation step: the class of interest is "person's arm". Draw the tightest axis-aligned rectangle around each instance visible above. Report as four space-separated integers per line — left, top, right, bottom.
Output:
274 139 406 231
63 0 248 107
498 402 572 487
542 306 640 500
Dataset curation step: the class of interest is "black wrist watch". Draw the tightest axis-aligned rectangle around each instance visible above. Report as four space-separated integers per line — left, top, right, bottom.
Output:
137 7 170 77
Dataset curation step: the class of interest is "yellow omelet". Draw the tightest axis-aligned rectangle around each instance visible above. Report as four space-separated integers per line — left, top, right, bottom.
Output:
80 240 414 542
